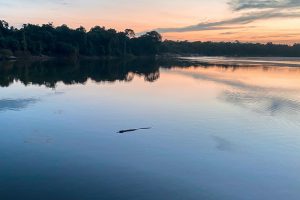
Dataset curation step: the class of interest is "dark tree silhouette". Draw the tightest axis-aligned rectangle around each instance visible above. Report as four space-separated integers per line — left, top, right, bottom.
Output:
0 20 162 59
1 19 300 59
161 40 300 57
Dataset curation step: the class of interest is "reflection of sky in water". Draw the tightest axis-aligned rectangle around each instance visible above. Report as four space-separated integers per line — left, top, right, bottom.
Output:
0 98 39 112
220 91 300 116
182 56 300 67
1 62 300 200
170 67 300 121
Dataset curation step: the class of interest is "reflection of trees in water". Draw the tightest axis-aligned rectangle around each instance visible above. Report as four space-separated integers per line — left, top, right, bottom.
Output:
0 57 286 88
0 58 161 88
144 71 160 82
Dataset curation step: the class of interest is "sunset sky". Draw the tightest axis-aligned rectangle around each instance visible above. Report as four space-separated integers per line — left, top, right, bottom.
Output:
0 0 300 43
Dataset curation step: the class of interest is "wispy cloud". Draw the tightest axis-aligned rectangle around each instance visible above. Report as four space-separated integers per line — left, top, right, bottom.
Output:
229 0 300 11
156 0 300 33
156 10 300 33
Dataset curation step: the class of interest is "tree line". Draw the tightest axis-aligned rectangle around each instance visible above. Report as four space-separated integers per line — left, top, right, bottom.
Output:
1 19 300 58
161 40 300 57
0 20 162 58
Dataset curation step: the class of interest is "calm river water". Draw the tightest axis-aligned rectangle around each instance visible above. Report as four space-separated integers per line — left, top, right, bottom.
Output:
1 57 300 200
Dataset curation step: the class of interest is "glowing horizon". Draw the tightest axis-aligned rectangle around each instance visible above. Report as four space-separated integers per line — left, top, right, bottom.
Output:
1 0 300 44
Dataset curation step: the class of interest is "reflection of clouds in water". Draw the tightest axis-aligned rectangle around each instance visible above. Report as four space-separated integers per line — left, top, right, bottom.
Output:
0 91 65 114
212 135 234 152
220 91 300 116
0 98 39 112
172 69 300 117
173 70 282 92
181 57 300 67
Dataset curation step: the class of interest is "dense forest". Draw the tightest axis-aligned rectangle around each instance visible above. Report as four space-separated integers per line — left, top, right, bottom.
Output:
0 20 162 59
161 40 300 57
1 19 300 59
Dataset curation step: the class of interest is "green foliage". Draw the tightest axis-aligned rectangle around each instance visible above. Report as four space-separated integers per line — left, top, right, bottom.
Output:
0 20 162 57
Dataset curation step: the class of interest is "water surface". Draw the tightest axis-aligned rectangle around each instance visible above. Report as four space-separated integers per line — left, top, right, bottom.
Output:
1 58 300 200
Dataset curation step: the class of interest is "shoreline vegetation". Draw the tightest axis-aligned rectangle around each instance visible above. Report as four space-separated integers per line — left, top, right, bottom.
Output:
1 20 300 61
0 19 162 61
